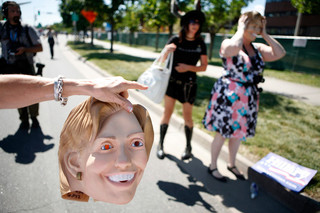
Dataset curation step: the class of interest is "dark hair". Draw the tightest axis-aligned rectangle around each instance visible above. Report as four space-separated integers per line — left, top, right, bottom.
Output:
1 1 21 18
178 24 202 42
179 10 205 42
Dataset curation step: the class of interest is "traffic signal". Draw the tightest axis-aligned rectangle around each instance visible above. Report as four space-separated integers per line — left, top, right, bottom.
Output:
38 10 40 15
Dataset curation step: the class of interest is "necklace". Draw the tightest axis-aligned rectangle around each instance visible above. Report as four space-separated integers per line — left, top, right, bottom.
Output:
186 35 195 40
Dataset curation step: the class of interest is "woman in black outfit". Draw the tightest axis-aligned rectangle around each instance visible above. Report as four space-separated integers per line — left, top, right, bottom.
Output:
157 10 208 160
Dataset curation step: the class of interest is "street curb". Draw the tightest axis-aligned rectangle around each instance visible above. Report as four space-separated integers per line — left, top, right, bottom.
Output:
248 168 320 213
66 43 319 212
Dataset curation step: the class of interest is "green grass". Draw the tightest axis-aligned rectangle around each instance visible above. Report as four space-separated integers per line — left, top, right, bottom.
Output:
68 41 320 201
68 42 153 80
263 69 320 88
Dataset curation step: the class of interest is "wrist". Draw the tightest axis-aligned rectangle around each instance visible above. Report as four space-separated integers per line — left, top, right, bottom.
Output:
63 79 92 97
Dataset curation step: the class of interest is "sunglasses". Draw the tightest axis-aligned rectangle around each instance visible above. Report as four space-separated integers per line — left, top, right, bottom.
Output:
189 20 200 25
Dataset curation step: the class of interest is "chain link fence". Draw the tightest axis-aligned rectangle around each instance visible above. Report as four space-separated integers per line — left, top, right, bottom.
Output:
97 32 320 74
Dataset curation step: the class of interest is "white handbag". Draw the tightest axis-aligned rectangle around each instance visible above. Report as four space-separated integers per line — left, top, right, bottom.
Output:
137 49 173 103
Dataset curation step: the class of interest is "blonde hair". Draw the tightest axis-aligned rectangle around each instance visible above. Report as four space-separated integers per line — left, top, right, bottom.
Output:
243 10 264 26
58 97 154 201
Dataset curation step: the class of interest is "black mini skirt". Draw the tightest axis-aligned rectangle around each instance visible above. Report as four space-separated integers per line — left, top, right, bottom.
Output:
166 76 197 104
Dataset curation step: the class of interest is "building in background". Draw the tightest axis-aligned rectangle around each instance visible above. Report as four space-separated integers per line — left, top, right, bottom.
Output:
265 0 320 36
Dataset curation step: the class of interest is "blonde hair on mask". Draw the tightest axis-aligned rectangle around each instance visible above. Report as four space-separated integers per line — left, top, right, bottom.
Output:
58 97 154 201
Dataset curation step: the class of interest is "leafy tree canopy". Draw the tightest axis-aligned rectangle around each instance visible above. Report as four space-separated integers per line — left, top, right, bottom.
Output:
291 0 320 14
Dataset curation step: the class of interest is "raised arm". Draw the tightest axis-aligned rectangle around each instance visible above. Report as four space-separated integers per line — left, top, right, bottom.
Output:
254 18 286 62
0 75 147 112
220 15 247 58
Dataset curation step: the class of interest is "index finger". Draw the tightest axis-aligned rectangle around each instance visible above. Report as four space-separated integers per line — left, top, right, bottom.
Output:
123 80 148 91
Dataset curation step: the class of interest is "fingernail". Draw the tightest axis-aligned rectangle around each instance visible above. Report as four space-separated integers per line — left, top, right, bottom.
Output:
127 106 133 112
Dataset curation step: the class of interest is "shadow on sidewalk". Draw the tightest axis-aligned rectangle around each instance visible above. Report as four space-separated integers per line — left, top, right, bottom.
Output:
83 52 153 63
157 180 217 212
164 154 291 213
70 42 154 63
0 126 54 164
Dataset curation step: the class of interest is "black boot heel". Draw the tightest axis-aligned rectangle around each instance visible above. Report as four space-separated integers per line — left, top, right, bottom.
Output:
181 125 193 160
157 124 168 160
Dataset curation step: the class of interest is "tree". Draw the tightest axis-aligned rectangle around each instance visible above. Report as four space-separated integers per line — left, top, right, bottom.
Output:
291 0 320 36
142 0 177 51
102 0 125 53
118 1 142 46
82 0 105 45
59 0 104 44
59 0 88 34
291 0 320 14
202 0 252 59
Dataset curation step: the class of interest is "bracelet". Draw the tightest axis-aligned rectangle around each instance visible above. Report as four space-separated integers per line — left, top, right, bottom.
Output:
54 75 68 106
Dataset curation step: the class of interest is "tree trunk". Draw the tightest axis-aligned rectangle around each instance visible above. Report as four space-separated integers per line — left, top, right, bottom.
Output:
155 26 160 51
110 19 114 53
90 24 94 46
130 31 134 46
169 24 173 38
209 32 216 60
294 12 302 36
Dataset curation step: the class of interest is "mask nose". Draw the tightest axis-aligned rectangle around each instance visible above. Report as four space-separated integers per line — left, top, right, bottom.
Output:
115 144 131 170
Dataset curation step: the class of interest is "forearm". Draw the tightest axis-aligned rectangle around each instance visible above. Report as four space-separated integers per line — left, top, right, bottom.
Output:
24 44 43 53
262 33 286 60
0 76 95 108
185 64 207 72
0 75 53 108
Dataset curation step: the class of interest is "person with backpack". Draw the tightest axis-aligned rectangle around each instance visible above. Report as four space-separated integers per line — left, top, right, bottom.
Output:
0 1 43 129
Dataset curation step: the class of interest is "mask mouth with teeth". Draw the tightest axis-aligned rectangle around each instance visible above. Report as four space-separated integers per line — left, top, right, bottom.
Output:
108 173 135 183
58 98 154 204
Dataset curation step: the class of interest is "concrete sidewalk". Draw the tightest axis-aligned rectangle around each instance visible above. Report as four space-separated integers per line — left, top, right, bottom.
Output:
92 38 320 106
63 36 319 212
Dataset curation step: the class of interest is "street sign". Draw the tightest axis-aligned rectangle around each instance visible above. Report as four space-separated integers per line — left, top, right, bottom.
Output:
81 10 98 24
72 13 79 22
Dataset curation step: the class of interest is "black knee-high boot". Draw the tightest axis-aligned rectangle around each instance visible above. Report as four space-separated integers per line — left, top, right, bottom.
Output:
157 124 168 159
181 125 193 160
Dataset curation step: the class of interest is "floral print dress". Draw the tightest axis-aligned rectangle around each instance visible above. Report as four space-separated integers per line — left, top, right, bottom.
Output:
202 43 265 141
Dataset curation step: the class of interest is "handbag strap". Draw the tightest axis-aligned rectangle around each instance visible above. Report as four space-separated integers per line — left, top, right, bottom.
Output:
165 52 173 73
153 48 173 73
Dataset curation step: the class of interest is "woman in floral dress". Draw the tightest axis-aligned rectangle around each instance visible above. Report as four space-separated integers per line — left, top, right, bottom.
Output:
203 11 286 182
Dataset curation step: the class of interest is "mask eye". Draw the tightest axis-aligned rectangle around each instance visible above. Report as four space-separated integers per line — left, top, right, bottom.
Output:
132 140 144 147
101 144 113 150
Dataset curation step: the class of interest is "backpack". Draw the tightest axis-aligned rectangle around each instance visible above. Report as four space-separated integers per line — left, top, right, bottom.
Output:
24 25 37 56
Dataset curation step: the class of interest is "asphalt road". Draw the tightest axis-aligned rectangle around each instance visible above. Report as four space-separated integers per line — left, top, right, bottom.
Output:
0 36 292 213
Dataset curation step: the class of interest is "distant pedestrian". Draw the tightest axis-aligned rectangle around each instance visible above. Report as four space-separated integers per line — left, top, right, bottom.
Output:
47 27 55 59
157 10 208 160
0 1 43 129
203 11 286 182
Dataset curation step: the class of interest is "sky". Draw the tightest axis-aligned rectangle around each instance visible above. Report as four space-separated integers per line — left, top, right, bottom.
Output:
10 0 266 27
